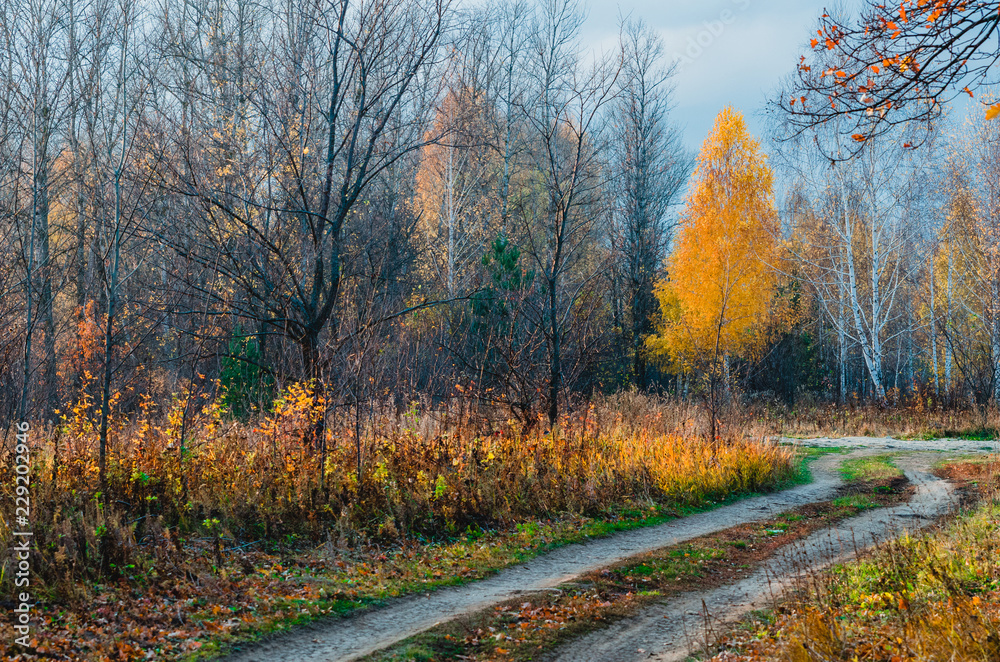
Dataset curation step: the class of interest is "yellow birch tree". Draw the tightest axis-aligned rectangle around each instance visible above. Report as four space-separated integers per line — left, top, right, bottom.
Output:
647 107 786 439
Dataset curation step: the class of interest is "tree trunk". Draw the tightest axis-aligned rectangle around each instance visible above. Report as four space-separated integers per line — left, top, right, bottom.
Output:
547 279 561 427
844 213 887 402
631 278 651 389
40 212 57 416
945 248 953 396
930 255 939 397
301 328 328 453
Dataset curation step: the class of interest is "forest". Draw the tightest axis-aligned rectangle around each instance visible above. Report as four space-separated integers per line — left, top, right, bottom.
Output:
2 0 1000 659
1 0 999 448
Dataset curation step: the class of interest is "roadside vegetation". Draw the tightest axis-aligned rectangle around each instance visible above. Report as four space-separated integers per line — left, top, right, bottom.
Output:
4 387 995 660
711 456 1000 662
839 455 904 483
0 393 795 661
764 401 1000 442
3 0 1000 660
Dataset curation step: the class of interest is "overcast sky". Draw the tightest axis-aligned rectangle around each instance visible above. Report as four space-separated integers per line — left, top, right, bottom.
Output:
580 0 834 152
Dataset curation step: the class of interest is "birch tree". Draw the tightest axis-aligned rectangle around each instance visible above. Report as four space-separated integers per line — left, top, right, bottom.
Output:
647 107 784 440
934 108 1000 411
782 128 932 402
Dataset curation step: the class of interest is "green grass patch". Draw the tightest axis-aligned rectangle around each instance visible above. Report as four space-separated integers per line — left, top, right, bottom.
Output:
184 487 802 661
900 426 999 441
832 494 879 510
840 454 903 483
363 492 911 662
719 457 1000 662
789 445 851 484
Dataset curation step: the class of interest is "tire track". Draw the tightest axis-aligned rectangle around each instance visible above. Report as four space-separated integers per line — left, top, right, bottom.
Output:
225 454 849 662
545 454 959 662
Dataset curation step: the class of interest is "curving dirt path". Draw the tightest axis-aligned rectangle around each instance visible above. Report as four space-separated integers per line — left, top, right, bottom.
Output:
223 439 984 662
781 436 998 454
545 452 960 662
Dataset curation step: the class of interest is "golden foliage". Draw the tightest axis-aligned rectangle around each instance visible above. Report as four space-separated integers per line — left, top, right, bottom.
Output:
647 107 789 374
413 88 501 294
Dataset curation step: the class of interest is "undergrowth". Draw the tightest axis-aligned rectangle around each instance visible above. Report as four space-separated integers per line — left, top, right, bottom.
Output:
0 390 796 660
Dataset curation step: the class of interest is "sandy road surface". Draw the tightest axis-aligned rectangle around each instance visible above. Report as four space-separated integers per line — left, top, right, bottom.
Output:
782 436 998 454
545 452 959 662
224 439 985 662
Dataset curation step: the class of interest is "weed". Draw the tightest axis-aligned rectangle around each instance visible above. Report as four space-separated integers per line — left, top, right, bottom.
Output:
0 394 797 660
840 454 903 483
831 494 878 510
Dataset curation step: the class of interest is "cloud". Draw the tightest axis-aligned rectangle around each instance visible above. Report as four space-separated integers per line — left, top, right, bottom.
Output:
582 0 831 149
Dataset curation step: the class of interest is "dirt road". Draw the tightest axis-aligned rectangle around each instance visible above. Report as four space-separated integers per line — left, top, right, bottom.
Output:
223 439 983 662
545 452 958 661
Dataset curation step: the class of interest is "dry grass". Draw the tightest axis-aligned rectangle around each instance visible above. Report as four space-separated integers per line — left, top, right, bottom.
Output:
595 390 1000 441
0 388 795 603
757 397 1000 440
365 484 912 662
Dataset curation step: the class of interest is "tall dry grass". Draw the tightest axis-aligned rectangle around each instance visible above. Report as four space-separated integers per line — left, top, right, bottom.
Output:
755 395 1000 439
0 387 795 599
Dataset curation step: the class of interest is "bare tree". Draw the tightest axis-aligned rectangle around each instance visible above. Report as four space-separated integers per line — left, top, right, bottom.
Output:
82 0 155 491
608 18 690 389
780 128 933 402
515 0 618 425
3 0 75 420
155 0 449 398
937 110 1000 411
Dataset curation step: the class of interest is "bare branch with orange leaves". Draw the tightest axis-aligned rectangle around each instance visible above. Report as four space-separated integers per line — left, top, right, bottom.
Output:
777 1 1000 158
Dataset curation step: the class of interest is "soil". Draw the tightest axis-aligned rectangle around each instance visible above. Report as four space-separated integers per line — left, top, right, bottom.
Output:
361 478 914 662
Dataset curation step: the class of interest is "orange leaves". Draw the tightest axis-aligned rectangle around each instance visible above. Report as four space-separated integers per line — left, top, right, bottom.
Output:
0 393 799 662
648 108 791 376
852 134 868 142
812 24 842 50
258 381 326 445
927 5 947 23
986 103 1000 121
